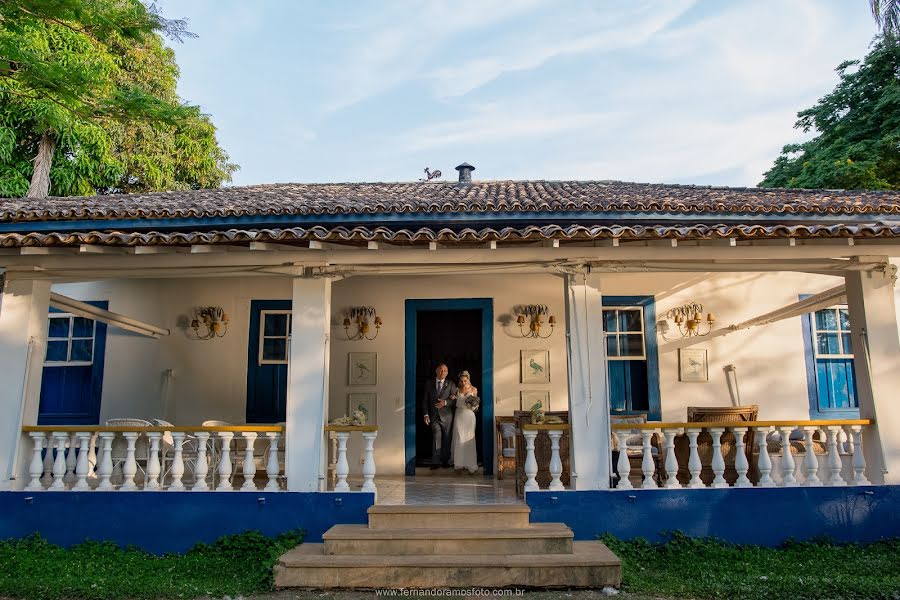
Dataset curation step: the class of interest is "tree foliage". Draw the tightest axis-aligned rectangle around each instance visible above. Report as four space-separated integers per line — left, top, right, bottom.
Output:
0 1 235 198
759 37 900 190
871 0 900 36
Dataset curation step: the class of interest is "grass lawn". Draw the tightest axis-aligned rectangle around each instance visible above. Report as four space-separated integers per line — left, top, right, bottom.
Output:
603 532 900 599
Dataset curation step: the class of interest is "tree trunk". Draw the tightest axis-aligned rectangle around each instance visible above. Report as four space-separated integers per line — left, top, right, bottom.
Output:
26 132 55 198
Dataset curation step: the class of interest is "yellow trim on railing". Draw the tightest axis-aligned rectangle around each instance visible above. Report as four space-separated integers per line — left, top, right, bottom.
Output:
324 425 378 432
22 425 286 433
611 419 873 430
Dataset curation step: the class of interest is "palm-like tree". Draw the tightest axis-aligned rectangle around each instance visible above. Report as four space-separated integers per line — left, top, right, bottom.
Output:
871 0 900 35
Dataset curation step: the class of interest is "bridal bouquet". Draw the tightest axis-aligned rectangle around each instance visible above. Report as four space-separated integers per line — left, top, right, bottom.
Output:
464 395 480 411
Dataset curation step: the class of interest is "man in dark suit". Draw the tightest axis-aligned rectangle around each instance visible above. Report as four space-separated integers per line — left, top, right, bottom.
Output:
422 363 458 469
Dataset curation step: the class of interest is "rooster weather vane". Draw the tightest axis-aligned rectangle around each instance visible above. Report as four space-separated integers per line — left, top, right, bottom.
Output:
421 167 442 181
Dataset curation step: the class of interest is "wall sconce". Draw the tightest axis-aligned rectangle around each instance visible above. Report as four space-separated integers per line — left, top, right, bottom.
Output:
191 306 229 340
343 306 382 341
657 302 715 340
515 304 556 339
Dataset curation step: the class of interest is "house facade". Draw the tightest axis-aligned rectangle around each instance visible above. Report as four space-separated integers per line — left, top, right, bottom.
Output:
1 166 899 551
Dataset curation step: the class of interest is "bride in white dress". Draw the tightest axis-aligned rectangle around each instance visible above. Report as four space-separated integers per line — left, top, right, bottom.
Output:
451 370 480 474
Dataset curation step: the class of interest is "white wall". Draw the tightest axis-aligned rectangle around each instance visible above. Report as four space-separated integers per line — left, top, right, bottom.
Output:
50 267 883 476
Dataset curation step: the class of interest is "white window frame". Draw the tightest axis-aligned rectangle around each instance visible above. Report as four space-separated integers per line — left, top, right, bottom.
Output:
258 310 292 365
602 306 647 361
812 305 854 360
44 312 96 367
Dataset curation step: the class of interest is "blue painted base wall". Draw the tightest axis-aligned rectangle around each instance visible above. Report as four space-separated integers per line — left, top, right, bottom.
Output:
527 487 900 546
0 491 373 554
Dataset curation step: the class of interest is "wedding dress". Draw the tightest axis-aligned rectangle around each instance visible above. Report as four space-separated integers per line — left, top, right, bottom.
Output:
452 391 479 473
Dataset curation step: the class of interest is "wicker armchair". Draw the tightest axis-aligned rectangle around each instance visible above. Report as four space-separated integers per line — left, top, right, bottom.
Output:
495 416 517 480
673 405 758 486
514 410 570 496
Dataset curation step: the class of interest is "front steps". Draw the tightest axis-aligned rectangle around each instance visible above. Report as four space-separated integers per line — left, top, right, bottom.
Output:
274 504 621 589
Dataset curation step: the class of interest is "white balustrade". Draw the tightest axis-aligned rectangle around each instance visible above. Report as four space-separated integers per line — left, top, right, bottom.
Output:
361 431 378 495
241 432 258 491
523 429 539 492
192 432 210 491
547 430 564 491
25 432 45 491
333 431 351 492
215 432 234 491
145 432 162 490
41 435 55 487
264 432 281 492
64 433 77 484
169 432 186 491
73 432 92 491
96 432 115 490
120 432 139 491
520 425 569 492
610 419 875 491
50 432 69 490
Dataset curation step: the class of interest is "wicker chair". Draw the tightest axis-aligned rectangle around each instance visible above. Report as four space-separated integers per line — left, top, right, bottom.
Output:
673 405 759 486
610 413 662 486
514 410 570 496
495 416 517 480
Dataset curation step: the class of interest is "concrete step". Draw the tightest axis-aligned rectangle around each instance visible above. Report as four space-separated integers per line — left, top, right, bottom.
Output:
367 504 530 530
274 541 622 589
323 523 573 555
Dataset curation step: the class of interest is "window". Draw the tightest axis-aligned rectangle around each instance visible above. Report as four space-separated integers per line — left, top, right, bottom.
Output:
258 310 291 364
804 304 858 416
45 314 96 366
603 307 646 360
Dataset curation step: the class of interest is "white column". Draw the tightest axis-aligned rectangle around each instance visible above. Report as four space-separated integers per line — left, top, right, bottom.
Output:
333 431 350 492
264 432 281 492
96 432 115 490
547 429 564 491
192 432 210 491
686 428 703 488
755 427 774 487
662 428 681 489
25 432 45 491
801 427 822 486
72 432 92 491
640 431 656 489
0 278 51 490
361 430 377 495
64 433 77 484
613 430 632 489
848 425 871 485
120 432 139 491
778 427 798 487
709 428 727 488
523 429 539 492
845 263 900 484
216 432 234 491
731 427 751 488
824 426 847 486
168 432 186 491
285 277 332 492
241 432 258 491
41 436 54 487
49 432 68 490
563 272 610 490
145 432 162 490
87 433 98 481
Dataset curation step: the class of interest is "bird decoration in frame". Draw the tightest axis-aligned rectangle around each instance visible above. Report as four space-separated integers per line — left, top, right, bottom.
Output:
521 349 550 384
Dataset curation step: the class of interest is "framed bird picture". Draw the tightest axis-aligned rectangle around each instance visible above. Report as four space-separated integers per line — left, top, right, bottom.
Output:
520 390 550 412
348 352 377 386
679 348 708 382
521 349 550 384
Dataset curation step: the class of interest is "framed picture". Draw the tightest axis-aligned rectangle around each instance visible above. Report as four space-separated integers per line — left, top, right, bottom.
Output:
348 352 377 386
679 348 708 383
520 390 550 412
521 349 550 384
348 392 377 425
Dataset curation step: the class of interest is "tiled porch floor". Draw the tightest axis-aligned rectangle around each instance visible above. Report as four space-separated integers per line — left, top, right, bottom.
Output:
343 472 522 505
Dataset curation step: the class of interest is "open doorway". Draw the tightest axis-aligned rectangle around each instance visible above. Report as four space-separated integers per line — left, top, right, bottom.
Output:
404 299 493 476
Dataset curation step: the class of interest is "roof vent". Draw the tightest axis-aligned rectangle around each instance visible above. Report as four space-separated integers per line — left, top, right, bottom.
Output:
455 162 475 184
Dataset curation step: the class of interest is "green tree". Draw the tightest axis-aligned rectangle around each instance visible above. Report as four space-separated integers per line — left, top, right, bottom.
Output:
0 1 234 198
759 37 900 190
870 0 900 36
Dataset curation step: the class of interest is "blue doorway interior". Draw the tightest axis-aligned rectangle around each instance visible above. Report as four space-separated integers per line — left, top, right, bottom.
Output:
246 300 292 423
404 298 494 476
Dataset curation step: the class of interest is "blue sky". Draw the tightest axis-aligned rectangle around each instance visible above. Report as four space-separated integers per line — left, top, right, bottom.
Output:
163 1 878 187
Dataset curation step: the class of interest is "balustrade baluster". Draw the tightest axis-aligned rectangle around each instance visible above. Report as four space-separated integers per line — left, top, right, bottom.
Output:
801 426 822 486
662 428 681 489
216 432 234 491
168 432 186 491
755 427 774 487
49 432 69 490
686 428 703 488
334 431 351 492
264 432 281 492
73 432 92 491
192 432 210 491
778 426 798 487
25 432 45 491
614 430 633 490
120 432 139 491
96 432 115 490
547 429 564 491
709 428 727 488
145 432 162 490
731 427 751 487
241 432 258 491
41 435 55 487
848 425 870 485
87 433 98 481
64 433 77 484
825 426 847 486
640 431 657 489
361 431 378 495
523 429 539 491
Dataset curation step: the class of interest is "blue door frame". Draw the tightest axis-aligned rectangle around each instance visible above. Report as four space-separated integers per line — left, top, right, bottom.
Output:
404 298 494 476
246 300 292 423
603 296 661 421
